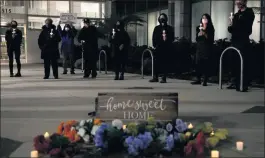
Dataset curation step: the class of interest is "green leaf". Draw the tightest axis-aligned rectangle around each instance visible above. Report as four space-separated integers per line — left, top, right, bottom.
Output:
207 136 220 148
204 122 213 127
147 117 155 125
214 130 228 140
127 123 138 136
192 123 205 134
179 133 186 142
216 129 228 136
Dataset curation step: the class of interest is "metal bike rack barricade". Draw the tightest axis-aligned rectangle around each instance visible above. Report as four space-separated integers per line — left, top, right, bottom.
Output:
141 49 154 79
98 50 107 74
219 46 243 91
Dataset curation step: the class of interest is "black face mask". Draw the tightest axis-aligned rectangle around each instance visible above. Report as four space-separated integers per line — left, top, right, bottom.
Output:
46 23 52 27
116 25 121 30
11 25 17 28
160 18 166 24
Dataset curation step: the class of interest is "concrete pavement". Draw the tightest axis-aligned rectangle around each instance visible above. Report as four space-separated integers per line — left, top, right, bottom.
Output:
0 64 264 157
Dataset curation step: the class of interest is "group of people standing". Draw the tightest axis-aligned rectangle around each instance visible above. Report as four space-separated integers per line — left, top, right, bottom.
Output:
5 0 254 92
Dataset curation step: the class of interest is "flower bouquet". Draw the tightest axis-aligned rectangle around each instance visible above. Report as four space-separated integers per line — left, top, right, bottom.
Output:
34 117 229 158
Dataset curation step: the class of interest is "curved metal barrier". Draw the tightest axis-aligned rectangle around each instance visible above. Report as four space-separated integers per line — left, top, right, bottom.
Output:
219 46 243 91
141 49 154 79
98 50 107 74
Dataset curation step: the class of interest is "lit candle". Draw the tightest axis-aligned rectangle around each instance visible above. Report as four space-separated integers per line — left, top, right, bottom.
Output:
236 141 244 151
44 132 49 139
31 150 38 158
211 150 219 158
188 123 193 129
210 131 215 136
123 125 127 130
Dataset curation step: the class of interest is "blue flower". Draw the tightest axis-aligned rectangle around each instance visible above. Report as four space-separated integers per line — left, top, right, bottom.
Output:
137 132 153 150
175 119 187 133
164 134 175 151
173 132 180 141
125 136 143 156
94 123 109 148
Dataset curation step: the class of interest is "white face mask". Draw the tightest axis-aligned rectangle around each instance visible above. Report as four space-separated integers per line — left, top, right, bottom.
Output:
202 19 208 24
65 27 69 31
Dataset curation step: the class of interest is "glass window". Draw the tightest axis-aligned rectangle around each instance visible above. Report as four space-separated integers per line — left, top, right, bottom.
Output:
28 16 60 29
72 1 101 18
48 1 69 16
28 1 48 15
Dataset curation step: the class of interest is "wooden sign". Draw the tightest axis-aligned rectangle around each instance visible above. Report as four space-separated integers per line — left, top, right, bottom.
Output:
95 93 178 121
60 13 77 23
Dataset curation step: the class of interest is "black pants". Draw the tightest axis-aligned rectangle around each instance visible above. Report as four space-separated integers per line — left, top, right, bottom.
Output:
63 53 75 72
195 58 209 82
114 56 126 77
43 58 58 78
153 54 167 80
84 58 97 77
231 42 250 89
8 49 21 74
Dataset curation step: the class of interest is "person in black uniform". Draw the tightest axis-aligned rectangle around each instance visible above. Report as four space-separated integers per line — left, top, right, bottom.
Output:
149 13 174 83
5 20 23 77
38 18 61 79
227 0 255 92
78 18 98 78
191 13 215 86
109 20 131 80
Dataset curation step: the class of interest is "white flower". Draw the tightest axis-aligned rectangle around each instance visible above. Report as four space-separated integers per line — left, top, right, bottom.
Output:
71 127 75 131
112 119 123 130
79 120 86 127
91 125 100 136
166 123 173 132
77 128 86 137
83 134 90 143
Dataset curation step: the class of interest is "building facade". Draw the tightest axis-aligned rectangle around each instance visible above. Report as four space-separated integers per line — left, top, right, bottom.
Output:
113 0 263 47
0 0 263 63
0 0 110 63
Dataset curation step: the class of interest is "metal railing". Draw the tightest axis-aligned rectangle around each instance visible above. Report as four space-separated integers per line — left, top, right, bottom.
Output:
219 46 243 91
141 49 154 79
98 50 107 74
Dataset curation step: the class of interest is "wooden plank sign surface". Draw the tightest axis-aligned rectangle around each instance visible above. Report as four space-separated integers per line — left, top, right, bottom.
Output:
95 93 178 121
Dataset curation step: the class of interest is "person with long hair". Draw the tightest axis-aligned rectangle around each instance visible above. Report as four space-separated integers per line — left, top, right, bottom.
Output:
57 22 77 74
191 13 215 86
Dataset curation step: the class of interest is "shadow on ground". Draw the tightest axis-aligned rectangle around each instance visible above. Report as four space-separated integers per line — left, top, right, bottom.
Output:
0 137 22 158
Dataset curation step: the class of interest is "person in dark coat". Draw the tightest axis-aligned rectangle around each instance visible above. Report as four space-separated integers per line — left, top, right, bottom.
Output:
149 13 174 83
57 21 77 74
227 0 255 92
38 18 61 79
109 20 131 80
78 18 98 78
5 20 23 77
191 13 215 86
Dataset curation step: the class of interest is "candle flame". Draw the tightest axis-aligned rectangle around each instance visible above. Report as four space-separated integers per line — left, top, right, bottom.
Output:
188 123 193 129
44 132 49 138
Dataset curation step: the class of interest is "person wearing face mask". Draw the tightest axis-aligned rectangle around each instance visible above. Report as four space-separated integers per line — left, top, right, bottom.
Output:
57 21 77 74
5 20 23 77
149 13 174 83
227 0 254 92
77 18 98 78
191 14 215 86
109 20 131 80
38 18 61 79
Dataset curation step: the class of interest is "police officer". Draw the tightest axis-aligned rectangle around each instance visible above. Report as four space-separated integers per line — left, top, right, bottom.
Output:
109 20 131 80
149 13 174 83
78 18 98 78
5 20 23 77
38 18 61 79
227 0 255 92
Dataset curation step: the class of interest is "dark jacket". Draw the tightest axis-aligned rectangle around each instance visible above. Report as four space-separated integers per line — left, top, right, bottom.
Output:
5 28 22 51
38 24 61 59
195 25 215 62
109 28 131 58
77 25 98 59
152 24 174 54
228 7 255 44
57 24 77 55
